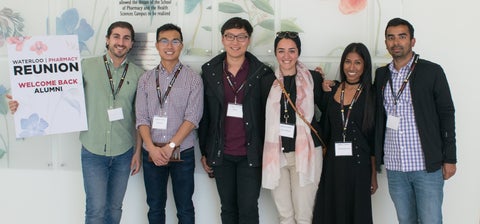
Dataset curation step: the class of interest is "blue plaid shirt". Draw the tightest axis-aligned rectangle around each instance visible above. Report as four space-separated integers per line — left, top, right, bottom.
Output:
383 56 426 171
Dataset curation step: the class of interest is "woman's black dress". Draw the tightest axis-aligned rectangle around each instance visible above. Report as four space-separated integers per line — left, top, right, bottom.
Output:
312 86 374 224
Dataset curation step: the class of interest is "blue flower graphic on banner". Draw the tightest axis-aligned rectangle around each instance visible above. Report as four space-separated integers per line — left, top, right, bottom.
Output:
19 113 49 138
56 8 94 53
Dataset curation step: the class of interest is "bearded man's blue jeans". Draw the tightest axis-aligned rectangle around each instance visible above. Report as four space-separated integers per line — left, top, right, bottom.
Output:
81 146 133 224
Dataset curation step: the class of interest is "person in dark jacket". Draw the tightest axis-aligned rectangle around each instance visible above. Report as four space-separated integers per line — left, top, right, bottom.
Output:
198 17 275 224
374 17 457 224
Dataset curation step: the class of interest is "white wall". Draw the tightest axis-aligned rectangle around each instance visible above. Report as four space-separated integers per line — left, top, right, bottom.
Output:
0 147 280 224
1 0 479 223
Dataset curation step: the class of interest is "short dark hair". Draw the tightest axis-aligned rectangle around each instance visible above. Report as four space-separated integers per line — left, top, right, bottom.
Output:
105 21 135 49
156 23 183 42
221 17 253 36
385 17 415 39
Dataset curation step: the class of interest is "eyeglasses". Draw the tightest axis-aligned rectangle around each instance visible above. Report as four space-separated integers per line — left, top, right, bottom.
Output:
276 31 299 39
157 38 182 47
223 33 249 42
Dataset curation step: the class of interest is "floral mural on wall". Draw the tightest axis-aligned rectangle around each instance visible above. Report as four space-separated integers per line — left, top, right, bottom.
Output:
184 0 303 56
0 8 25 48
0 0 393 168
339 0 367 15
55 8 94 54
0 8 24 160
182 0 370 61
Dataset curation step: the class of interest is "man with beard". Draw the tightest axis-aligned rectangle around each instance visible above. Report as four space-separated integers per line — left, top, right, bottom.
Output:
9 21 145 224
374 17 457 224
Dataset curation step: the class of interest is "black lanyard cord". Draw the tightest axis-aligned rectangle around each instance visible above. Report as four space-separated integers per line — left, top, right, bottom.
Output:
340 82 363 142
155 64 183 108
223 61 247 104
103 55 129 101
388 54 419 106
281 75 296 124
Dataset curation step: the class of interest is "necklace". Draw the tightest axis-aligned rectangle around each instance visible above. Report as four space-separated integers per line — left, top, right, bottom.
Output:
345 79 361 85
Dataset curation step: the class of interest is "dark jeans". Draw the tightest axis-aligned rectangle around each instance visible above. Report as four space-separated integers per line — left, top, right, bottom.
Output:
213 154 262 224
142 147 195 224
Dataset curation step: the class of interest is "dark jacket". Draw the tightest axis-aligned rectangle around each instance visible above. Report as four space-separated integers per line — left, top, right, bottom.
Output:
198 52 275 167
374 58 456 172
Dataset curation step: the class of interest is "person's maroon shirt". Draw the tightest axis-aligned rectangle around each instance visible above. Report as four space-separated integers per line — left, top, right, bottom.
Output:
223 59 249 156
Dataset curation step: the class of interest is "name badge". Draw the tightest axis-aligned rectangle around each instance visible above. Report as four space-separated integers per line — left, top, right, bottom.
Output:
335 142 353 156
152 116 168 130
387 115 401 130
279 123 295 138
107 107 124 121
227 103 243 118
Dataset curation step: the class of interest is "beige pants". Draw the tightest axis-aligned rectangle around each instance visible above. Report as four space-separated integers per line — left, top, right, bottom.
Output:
270 150 322 224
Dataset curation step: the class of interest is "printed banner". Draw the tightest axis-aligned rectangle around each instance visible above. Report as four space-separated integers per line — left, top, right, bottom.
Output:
7 35 87 138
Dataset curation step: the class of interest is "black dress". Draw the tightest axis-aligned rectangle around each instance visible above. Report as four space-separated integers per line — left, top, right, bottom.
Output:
312 85 374 224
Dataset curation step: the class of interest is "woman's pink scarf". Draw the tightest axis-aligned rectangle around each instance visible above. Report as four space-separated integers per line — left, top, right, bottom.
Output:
262 61 322 189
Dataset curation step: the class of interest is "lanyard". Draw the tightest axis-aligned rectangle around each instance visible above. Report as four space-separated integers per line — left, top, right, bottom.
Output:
103 55 129 101
281 76 296 123
283 95 289 123
340 82 363 142
276 77 327 150
388 54 419 106
223 62 246 104
155 64 183 108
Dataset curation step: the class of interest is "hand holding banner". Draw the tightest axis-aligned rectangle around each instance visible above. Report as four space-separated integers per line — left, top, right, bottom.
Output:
7 35 87 138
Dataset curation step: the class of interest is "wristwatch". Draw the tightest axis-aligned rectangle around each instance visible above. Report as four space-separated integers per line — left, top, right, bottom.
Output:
168 141 176 149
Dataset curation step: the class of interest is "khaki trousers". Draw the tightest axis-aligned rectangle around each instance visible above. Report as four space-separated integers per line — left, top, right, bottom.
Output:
270 150 322 224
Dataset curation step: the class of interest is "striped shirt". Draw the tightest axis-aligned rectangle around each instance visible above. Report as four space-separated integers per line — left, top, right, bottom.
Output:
383 56 426 171
135 62 203 151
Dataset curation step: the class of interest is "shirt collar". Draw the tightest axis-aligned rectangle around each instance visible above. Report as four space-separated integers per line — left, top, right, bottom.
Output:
105 53 128 67
158 61 182 74
388 52 416 75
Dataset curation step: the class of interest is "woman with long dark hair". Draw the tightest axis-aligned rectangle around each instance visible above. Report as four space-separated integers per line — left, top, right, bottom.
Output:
312 42 377 224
